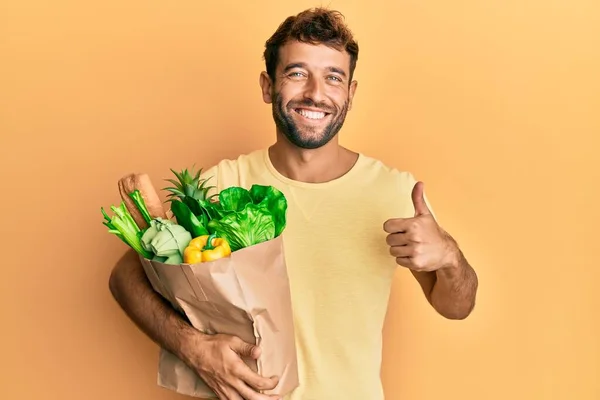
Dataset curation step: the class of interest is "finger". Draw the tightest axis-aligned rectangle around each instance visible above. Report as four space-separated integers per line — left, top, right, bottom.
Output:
383 217 411 234
220 385 244 400
395 256 417 269
229 337 260 359
386 232 409 247
213 387 233 400
235 379 281 400
387 228 423 246
236 363 280 392
389 244 413 258
412 181 432 216
209 382 233 400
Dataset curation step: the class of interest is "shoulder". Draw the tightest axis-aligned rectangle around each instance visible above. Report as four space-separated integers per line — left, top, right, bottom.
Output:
357 153 418 193
199 148 268 193
354 153 432 218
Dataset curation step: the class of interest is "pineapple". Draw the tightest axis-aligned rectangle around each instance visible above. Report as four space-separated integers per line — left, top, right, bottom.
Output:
163 166 220 228
163 166 216 204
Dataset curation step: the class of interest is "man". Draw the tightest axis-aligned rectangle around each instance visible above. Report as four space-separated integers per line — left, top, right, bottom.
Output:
109 7 478 400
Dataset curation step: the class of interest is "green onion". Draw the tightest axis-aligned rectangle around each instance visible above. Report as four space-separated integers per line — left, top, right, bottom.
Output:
101 202 153 258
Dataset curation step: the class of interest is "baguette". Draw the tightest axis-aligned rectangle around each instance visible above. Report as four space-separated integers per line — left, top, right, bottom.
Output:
118 173 167 229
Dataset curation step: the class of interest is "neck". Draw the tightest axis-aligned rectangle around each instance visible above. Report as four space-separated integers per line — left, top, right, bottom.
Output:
268 131 359 183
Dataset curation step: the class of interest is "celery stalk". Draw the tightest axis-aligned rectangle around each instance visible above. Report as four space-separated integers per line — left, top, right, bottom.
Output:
102 202 153 258
129 190 152 225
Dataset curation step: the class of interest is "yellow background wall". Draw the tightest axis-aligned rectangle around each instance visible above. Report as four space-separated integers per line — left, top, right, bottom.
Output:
2 1 598 399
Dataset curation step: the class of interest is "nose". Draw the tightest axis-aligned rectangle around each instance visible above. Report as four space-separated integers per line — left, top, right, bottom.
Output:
303 75 326 104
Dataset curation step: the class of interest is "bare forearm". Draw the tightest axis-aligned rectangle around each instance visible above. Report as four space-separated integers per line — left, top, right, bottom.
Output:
431 246 478 320
108 249 200 361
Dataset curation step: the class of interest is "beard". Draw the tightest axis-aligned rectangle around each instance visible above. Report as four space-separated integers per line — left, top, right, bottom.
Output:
271 92 349 150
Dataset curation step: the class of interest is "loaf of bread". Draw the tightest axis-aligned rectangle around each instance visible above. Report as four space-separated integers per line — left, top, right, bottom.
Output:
118 173 167 229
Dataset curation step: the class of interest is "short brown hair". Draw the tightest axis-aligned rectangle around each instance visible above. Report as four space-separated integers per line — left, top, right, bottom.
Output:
263 8 359 84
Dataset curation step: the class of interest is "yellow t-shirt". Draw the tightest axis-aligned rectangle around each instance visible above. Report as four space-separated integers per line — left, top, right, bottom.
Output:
202 148 424 400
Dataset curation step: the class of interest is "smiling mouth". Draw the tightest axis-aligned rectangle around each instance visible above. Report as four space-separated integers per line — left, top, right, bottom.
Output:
293 108 331 121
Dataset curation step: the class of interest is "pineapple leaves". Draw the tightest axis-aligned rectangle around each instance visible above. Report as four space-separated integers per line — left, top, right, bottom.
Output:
162 165 214 203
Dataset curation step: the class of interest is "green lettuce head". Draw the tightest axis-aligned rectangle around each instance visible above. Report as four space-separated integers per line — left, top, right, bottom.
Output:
206 185 287 252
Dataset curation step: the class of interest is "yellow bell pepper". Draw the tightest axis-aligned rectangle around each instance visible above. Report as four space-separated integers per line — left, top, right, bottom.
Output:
183 233 231 263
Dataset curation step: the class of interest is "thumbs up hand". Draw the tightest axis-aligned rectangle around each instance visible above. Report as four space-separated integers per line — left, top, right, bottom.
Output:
383 181 457 272
411 181 433 217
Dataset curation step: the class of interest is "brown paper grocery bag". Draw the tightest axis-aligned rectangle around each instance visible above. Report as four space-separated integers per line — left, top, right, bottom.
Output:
139 235 299 398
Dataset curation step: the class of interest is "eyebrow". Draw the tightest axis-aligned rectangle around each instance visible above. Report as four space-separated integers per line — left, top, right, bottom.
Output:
283 62 347 78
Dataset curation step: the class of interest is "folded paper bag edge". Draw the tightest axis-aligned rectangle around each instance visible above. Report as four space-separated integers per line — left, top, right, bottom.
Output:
139 256 179 307
233 236 299 395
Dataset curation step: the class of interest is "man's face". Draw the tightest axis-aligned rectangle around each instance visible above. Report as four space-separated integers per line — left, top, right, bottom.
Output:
260 41 357 149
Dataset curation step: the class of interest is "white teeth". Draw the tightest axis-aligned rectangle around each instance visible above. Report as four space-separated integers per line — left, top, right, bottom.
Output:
297 109 326 119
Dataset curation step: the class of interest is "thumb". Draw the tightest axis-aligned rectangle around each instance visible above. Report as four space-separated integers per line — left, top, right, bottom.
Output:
411 181 431 216
232 337 261 359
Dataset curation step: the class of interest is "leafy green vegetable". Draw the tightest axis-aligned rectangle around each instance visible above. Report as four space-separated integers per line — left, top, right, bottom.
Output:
219 187 253 212
204 185 287 252
129 190 152 226
194 198 225 221
207 203 275 251
249 185 287 237
158 163 289 253
170 199 208 237
101 202 153 258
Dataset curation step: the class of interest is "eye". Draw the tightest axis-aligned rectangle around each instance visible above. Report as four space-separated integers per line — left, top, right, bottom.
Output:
327 75 343 83
288 71 306 78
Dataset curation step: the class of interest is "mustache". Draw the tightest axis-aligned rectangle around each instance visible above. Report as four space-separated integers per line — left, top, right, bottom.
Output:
288 98 336 114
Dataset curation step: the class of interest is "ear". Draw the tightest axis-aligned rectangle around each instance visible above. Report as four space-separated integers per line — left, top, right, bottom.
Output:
259 72 273 104
348 80 358 111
